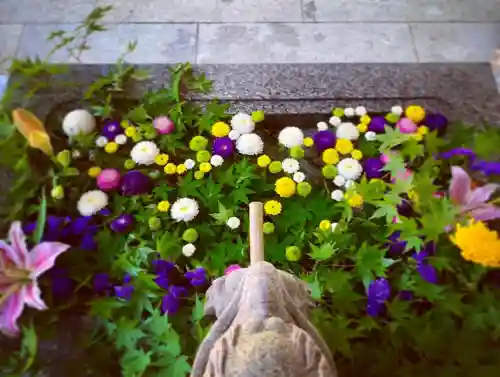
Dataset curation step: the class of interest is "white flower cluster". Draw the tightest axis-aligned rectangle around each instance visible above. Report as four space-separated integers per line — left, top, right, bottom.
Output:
282 158 300 174
230 113 264 156
171 198 199 223
131 141 160 165
278 127 304 148
231 113 255 135
336 122 359 141
330 158 364 201
236 133 263 155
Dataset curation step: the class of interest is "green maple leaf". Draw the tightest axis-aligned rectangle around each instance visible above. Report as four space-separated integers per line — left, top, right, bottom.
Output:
371 203 398 223
145 309 170 336
377 126 412 151
209 202 233 224
355 243 388 283
229 186 254 205
301 273 323 300
121 349 151 377
424 130 448 156
473 128 500 159
192 295 205 323
401 138 425 161
309 242 337 261
381 153 407 177
115 319 146 351
164 355 192 377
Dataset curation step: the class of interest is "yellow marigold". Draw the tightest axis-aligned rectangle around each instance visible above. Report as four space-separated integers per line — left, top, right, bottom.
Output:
88 166 102 178
303 137 314 147
347 193 363 208
275 177 296 198
356 123 368 133
405 105 426 123
176 164 187 174
104 142 118 154
335 139 353 155
360 114 371 124
199 162 212 173
125 126 137 137
157 200 170 212
264 200 282 216
211 122 230 137
351 149 363 160
319 220 331 231
417 126 429 135
257 154 271 168
322 148 339 165
451 220 500 267
164 163 177 175
155 153 169 166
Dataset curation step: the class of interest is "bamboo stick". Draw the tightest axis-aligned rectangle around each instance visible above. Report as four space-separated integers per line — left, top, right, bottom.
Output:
249 202 264 264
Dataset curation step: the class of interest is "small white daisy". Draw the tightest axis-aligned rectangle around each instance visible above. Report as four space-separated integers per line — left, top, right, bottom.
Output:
391 105 403 116
331 190 344 201
184 159 196 170
364 131 377 141
131 141 160 165
355 106 367 116
293 172 306 183
329 116 342 127
231 112 255 134
282 158 300 174
115 134 127 145
278 127 304 148
236 133 264 156
171 198 199 223
337 158 363 180
333 175 346 187
77 190 108 216
336 122 359 141
210 155 224 167
317 121 328 131
228 130 241 141
344 107 355 117
182 243 196 257
226 217 241 229
95 136 108 148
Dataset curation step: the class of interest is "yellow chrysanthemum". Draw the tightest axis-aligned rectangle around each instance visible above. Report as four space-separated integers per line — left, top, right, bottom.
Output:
199 162 212 173
351 149 363 160
88 167 102 178
322 148 339 165
275 177 296 198
125 126 137 137
451 220 500 267
194 171 205 180
335 139 353 155
347 193 363 208
264 200 282 216
406 105 426 123
356 123 368 133
157 200 170 212
176 164 187 174
417 126 429 135
303 137 314 147
257 155 271 168
319 220 331 231
211 122 230 138
360 114 371 124
164 163 177 175
104 142 118 154
155 153 169 166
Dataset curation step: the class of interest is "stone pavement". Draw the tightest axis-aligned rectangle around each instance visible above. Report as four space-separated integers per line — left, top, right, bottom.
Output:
0 0 499 69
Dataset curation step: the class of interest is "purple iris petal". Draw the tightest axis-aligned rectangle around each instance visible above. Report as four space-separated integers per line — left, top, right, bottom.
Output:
366 278 391 317
169 285 188 298
80 232 97 251
161 294 180 314
185 267 207 287
417 263 438 284
397 199 414 217
212 137 234 158
71 216 93 235
366 300 384 317
121 171 153 196
154 275 170 290
114 285 134 300
387 232 407 256
471 160 500 176
152 260 176 276
412 250 429 264
123 273 132 284
439 148 476 160
313 130 336 152
99 208 112 216
93 273 111 293
101 120 123 140
363 157 384 179
110 214 134 233
424 113 448 135
368 116 387 133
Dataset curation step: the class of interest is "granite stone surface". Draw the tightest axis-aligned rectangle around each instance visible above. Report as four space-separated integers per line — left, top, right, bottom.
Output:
0 24 23 72
0 0 98 23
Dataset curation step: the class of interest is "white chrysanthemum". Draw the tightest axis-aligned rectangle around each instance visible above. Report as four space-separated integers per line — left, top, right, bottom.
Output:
231 112 255 134
228 130 241 141
184 159 196 170
182 243 196 257
131 141 160 165
236 133 264 156
336 122 359 141
278 127 304 148
344 179 355 189
364 131 377 141
226 217 241 229
391 105 403 115
62 109 96 136
317 121 328 131
337 158 363 180
329 116 342 127
355 106 367 116
95 136 108 147
210 155 224 167
171 198 199 223
293 172 306 183
331 190 344 201
77 190 108 216
344 107 355 117
331 222 339 232
282 158 300 174
72 149 81 158
333 175 346 187
115 134 127 145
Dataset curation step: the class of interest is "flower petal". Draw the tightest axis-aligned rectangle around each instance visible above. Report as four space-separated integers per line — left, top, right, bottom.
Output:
27 242 70 278
449 166 471 205
469 204 500 221
24 282 47 310
7 222 28 267
0 240 15 269
0 288 26 337
466 184 499 207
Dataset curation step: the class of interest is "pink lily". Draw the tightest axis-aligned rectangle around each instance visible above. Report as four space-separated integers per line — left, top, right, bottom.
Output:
449 166 500 221
0 222 70 337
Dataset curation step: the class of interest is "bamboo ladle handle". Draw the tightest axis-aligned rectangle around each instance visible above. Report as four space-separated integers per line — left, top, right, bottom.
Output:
249 202 264 264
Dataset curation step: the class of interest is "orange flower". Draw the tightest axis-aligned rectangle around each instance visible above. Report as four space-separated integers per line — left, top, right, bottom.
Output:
12 109 53 155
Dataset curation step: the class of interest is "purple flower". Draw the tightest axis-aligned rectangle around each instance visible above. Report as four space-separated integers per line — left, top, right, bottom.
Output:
23 221 36 235
154 275 170 290
121 170 153 196
397 199 414 217
169 285 187 298
49 268 74 297
101 120 123 140
313 130 336 152
110 214 134 233
363 157 384 179
368 116 387 133
114 285 134 300
212 137 234 158
412 245 438 284
80 232 97 251
152 260 175 276
161 285 188 315
471 160 500 176
185 267 207 287
366 278 391 317
439 148 476 160
93 273 111 293
424 113 448 135
387 232 407 256
99 208 112 216
70 216 93 235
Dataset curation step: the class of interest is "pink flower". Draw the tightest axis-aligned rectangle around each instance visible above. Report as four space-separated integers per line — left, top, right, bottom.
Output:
224 264 241 276
392 169 413 183
449 166 500 221
396 118 417 134
153 116 175 135
381 151 400 164
0 222 70 336
97 168 121 191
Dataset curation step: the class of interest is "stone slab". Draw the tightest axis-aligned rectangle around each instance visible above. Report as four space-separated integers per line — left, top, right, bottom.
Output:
0 0 97 23
303 0 500 22
411 23 500 62
0 24 23 73
198 23 417 63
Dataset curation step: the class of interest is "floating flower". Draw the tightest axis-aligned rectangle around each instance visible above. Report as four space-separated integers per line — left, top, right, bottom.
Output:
185 267 207 287
297 182 312 197
190 136 209 151
347 193 363 208
331 189 344 201
155 153 169 166
257 155 271 168
199 162 212 173
329 116 342 127
51 185 64 200
182 228 198 243
131 141 159 165
314 130 336 152
161 286 187 314
337 158 363 180
391 106 403 116
366 278 390 317
322 148 339 165
228 130 241 141
351 149 363 160
110 214 134 233
344 107 355 117
148 216 162 230
125 126 137 137
197 150 211 163
211 121 230 137
405 105 425 123
282 158 300 174
212 137 235 158
368 116 387 133
322 165 338 179
224 264 241 275
333 107 344 117
293 172 305 183
184 159 196 170
236 133 264 155
319 220 331 231
252 110 265 122
285 246 301 262
194 171 205 180
177 164 187 174
164 163 177 175
278 127 304 148
269 161 282 174
231 113 255 134
101 120 122 140
226 217 241 229
263 222 275 234
335 138 354 155
210 155 224 167
356 123 368 133
157 200 171 212
364 131 377 141
412 246 438 284
290 146 305 159
275 177 296 198
397 118 417 134
363 157 384 179
61 109 95 137
171 198 199 223
355 106 367 116
451 220 500 267
360 114 371 124
95 136 108 147
153 116 175 134
182 244 196 257
317 121 328 131
115 134 127 145
336 123 359 141
424 113 448 135
104 142 118 154
334 175 346 187
0 222 70 336
121 171 153 196
264 200 282 216
96 168 121 191
303 137 314 147
77 190 108 216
